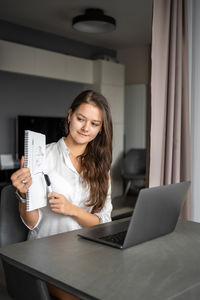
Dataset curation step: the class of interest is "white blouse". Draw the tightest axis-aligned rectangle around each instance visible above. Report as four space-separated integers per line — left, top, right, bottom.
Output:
25 137 112 240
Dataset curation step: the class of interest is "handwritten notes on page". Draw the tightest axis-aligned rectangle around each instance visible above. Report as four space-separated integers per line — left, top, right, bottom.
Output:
24 130 47 211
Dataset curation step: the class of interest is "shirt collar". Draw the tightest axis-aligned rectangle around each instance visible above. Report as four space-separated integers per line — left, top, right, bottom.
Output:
58 137 70 156
57 137 79 174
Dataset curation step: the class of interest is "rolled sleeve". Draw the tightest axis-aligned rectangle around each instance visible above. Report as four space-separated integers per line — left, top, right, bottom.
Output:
94 181 112 224
20 209 42 231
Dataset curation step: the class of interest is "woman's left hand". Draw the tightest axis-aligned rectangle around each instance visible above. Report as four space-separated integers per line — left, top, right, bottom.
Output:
48 192 75 216
49 192 100 227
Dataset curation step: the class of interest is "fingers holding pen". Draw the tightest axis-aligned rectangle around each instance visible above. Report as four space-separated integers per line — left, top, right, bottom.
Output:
48 192 62 212
49 192 74 216
48 192 61 203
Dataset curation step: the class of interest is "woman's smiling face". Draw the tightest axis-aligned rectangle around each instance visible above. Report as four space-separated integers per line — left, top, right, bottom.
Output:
68 102 103 146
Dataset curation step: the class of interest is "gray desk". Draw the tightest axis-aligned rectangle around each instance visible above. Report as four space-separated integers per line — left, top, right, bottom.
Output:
1 219 200 300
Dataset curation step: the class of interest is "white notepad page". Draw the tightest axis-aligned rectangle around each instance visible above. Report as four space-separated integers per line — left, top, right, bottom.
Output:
24 130 47 211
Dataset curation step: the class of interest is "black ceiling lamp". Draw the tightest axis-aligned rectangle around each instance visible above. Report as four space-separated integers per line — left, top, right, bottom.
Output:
72 8 116 33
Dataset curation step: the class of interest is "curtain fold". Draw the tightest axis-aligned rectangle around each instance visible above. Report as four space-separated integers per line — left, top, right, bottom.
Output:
150 0 190 219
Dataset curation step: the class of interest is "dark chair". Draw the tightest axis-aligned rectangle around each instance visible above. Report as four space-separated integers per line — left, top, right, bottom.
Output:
121 148 146 196
0 185 58 300
111 149 146 221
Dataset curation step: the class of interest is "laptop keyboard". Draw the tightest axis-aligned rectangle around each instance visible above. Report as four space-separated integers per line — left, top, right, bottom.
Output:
99 231 127 245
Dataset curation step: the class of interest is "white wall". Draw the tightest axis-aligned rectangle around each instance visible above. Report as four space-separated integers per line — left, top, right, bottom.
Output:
189 0 200 222
125 84 147 152
117 46 150 154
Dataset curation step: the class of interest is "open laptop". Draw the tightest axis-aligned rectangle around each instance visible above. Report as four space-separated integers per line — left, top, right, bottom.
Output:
78 181 190 249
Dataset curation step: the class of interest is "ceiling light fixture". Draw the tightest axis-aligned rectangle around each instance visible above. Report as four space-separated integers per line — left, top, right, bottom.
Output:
72 8 116 33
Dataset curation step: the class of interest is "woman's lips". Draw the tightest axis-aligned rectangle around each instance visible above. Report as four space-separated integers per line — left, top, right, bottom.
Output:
78 132 88 137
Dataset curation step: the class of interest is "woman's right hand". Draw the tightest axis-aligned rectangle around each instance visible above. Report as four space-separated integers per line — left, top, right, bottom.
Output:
10 156 32 197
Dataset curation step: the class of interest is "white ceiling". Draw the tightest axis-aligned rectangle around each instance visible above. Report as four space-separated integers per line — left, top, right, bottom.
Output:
0 0 153 50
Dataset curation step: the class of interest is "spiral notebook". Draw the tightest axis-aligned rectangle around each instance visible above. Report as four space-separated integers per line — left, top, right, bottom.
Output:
24 130 47 211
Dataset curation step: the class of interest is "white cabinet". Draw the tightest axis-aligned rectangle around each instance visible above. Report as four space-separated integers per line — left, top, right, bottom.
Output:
0 40 36 75
0 40 93 84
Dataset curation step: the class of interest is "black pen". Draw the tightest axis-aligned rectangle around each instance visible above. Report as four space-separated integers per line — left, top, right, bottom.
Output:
43 173 53 194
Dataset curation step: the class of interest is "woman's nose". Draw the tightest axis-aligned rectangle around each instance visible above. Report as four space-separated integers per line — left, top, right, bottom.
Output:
82 121 89 131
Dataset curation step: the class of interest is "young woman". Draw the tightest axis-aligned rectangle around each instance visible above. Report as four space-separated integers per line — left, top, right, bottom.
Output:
11 90 113 300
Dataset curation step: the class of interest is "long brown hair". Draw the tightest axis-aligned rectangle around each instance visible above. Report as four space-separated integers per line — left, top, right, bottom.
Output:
65 90 113 213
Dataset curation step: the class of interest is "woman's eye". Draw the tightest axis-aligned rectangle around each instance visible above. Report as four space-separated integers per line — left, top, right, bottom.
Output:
92 123 98 127
77 117 83 121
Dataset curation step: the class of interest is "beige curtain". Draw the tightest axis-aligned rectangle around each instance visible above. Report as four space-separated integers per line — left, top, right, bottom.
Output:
149 0 190 218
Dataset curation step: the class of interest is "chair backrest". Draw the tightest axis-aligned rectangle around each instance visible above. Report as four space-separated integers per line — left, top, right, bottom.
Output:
121 148 146 179
0 185 56 300
0 185 28 247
